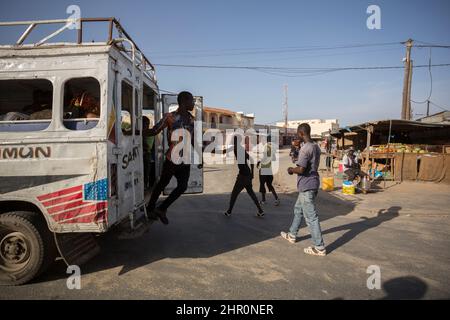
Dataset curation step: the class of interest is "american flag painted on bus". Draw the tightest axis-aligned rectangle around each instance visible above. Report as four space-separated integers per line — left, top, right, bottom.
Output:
36 178 108 224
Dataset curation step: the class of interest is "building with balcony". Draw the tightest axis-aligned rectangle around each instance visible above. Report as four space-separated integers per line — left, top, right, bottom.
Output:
276 119 339 139
203 106 254 130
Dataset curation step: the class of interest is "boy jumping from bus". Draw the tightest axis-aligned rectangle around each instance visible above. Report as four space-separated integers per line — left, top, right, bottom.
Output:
145 91 195 225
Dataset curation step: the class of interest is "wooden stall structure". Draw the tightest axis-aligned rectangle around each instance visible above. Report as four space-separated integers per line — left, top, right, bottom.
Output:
330 120 450 184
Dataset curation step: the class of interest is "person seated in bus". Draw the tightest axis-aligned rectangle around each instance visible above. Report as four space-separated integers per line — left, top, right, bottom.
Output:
0 90 51 122
142 116 155 190
29 109 52 120
23 90 52 114
86 112 100 119
64 92 100 119
24 90 53 120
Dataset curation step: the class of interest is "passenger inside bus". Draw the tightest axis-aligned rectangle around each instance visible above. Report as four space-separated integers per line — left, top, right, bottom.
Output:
63 77 101 130
24 90 53 119
0 79 53 131
142 84 157 192
64 91 100 119
142 115 156 190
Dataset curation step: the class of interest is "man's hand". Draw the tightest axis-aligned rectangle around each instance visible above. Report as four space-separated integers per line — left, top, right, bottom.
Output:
288 166 306 175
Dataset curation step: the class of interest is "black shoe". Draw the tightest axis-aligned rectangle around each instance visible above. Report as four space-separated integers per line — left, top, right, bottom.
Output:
154 207 169 225
146 207 158 221
256 209 265 217
224 211 231 217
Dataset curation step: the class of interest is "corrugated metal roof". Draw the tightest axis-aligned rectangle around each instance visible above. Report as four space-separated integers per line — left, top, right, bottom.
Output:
331 119 450 136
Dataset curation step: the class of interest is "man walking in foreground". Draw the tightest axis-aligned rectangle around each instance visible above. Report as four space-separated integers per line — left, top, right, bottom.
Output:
281 123 326 256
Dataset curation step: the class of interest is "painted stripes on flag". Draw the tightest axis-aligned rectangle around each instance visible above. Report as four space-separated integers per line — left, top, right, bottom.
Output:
37 178 108 224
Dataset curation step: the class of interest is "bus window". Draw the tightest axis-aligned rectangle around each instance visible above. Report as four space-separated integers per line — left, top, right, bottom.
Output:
142 83 156 190
63 77 101 130
143 83 156 110
121 80 133 135
0 79 53 132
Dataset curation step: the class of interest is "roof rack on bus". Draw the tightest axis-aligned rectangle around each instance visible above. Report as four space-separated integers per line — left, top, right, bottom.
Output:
0 17 156 78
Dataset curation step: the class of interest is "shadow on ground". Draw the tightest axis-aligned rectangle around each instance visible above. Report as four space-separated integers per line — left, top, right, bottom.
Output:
380 276 428 300
34 191 399 283
333 275 428 300
320 206 401 254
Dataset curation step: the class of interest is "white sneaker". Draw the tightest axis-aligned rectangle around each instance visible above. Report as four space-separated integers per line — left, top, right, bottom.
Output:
303 246 327 256
280 231 296 244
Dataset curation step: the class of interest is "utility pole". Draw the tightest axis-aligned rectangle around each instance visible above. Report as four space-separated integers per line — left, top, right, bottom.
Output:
401 39 413 120
283 84 288 135
426 99 430 117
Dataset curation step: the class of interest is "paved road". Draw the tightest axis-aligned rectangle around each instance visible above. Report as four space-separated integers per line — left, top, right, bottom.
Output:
1 150 450 299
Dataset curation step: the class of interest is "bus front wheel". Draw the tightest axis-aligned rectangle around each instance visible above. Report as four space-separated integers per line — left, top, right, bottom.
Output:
0 211 56 286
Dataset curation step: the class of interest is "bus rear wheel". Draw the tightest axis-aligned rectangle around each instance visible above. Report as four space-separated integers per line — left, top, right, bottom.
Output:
0 211 56 286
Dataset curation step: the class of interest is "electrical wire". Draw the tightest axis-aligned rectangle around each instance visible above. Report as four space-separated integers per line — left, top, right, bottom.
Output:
429 100 450 112
154 62 450 73
150 42 402 59
411 99 450 112
214 47 401 66
413 40 450 48
410 48 433 104
149 40 450 79
414 45 450 49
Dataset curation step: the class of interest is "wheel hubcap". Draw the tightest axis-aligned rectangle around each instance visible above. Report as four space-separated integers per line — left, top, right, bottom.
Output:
0 232 31 271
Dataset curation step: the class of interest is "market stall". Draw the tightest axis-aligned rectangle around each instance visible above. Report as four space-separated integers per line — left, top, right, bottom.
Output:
330 119 450 184
362 143 450 182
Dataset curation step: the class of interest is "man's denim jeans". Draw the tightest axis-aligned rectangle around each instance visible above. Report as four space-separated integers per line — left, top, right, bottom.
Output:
289 190 325 250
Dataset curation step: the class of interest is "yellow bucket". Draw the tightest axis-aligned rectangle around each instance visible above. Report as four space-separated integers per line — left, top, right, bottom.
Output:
322 176 334 191
342 182 355 195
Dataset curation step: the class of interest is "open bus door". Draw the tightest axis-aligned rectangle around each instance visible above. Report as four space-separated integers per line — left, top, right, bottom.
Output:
153 92 164 181
161 94 203 194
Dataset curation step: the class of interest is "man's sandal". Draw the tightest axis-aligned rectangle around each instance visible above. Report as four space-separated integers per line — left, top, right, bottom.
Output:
303 246 327 256
280 231 297 244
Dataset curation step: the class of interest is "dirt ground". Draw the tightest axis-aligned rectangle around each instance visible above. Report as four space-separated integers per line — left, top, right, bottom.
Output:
1 149 449 299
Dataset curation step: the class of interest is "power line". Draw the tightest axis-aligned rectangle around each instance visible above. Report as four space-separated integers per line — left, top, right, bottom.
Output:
411 99 450 112
414 45 450 49
150 41 401 54
213 47 401 66
154 62 450 72
429 100 450 112
150 43 448 61
150 42 402 59
410 40 450 48
410 48 433 104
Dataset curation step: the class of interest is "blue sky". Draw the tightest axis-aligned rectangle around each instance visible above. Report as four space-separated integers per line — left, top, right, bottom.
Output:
1 0 449 126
